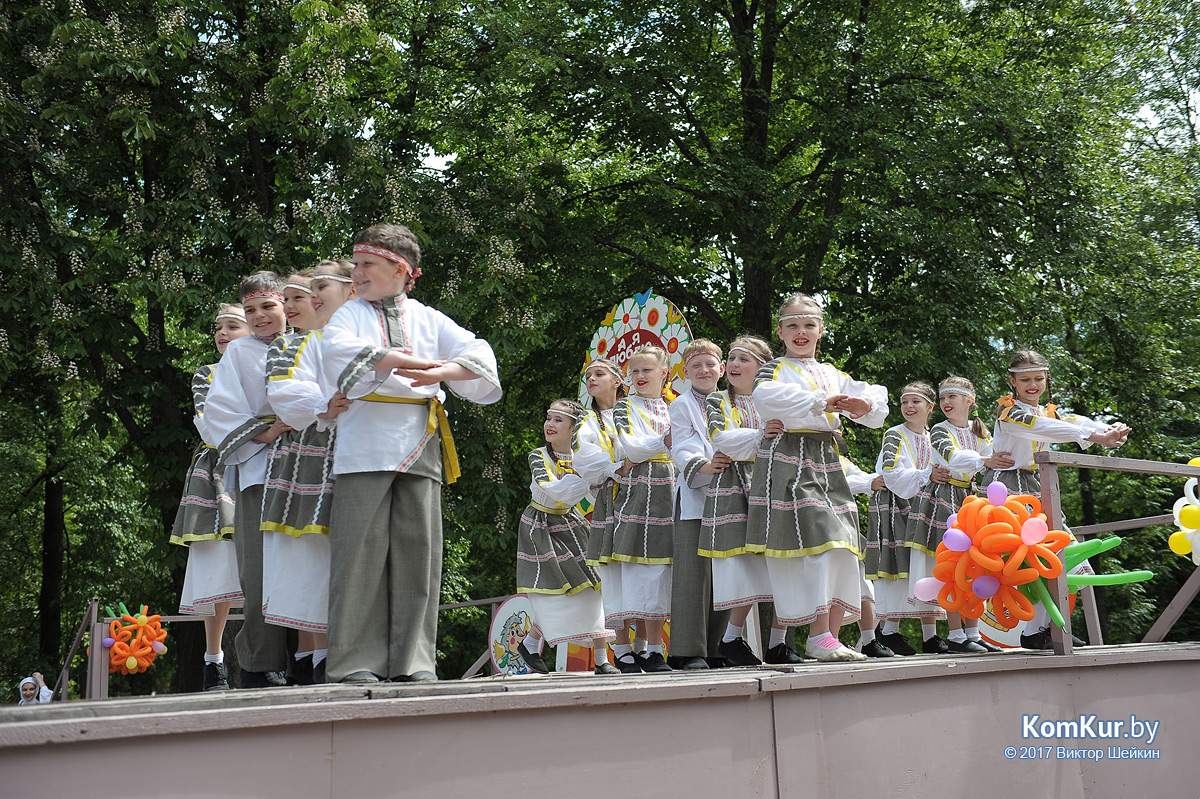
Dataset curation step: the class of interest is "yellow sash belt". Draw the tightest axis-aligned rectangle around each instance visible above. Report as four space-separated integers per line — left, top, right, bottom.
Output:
646 453 673 463
359 394 461 484
948 477 972 488
530 501 570 516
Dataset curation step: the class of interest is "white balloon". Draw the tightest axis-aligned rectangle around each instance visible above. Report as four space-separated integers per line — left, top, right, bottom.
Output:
1186 478 1199 506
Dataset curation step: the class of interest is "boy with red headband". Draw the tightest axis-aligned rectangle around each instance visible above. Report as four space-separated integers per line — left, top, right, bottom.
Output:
321 223 502 683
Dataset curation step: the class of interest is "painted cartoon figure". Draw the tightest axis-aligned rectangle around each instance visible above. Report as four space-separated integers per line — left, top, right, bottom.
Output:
492 611 534 675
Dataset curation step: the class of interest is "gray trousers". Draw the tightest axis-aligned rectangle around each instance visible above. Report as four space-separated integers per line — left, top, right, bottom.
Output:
326 471 442 681
233 482 289 672
670 514 729 658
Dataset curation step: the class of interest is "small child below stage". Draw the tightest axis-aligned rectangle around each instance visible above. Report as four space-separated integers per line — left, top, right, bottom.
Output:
667 339 732 669
909 376 1008 653
205 274 294 688
173 303 251 691
701 335 800 666
749 293 887 662
260 263 356 684
515 399 617 675
866 381 947 656
981 349 1130 649
321 223 501 683
608 345 677 673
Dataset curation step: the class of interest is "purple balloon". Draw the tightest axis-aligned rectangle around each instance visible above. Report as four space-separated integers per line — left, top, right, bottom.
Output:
973 575 1000 599
945 513 958 530
986 481 1009 506
944 529 971 552
102 637 115 649
913 577 942 603
151 641 166 654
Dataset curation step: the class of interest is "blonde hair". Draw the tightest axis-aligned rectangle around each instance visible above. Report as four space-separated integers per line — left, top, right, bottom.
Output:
314 259 353 279
213 302 244 323
939 376 989 439
775 293 823 322
626 345 670 395
682 338 722 365
728 335 772 363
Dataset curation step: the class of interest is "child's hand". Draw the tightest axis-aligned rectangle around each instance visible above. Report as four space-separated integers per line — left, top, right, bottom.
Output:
700 453 733 475
832 396 872 419
255 419 293 444
663 431 672 448
319 391 352 421
615 459 636 477
1089 427 1129 448
984 451 1014 469
395 363 475 387
930 465 952 485
374 350 445 373
870 475 886 490
763 419 786 439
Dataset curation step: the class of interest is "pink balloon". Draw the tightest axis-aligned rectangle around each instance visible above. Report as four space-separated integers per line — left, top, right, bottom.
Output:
1021 517 1049 545
945 513 958 530
913 577 942 603
151 641 167 654
986 481 1009 506
973 575 1000 599
944 529 971 552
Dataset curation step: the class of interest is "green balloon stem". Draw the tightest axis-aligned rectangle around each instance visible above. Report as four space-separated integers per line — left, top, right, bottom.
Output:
104 606 115 619
118 601 130 616
1032 578 1067 629
1067 570 1155 587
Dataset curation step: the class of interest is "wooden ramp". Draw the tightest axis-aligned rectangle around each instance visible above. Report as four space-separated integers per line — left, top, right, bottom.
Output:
2 643 1197 799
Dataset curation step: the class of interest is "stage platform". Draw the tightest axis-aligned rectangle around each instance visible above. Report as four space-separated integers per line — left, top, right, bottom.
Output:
2 643 1197 798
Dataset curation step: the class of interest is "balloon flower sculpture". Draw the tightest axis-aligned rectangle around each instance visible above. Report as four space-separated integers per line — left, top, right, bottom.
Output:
100 602 168 675
914 483 1153 631
1168 457 1200 565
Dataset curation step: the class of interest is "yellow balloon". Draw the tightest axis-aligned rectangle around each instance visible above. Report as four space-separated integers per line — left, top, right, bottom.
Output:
1169 531 1193 556
1180 505 1200 530
1189 457 1200 467
125 655 138 671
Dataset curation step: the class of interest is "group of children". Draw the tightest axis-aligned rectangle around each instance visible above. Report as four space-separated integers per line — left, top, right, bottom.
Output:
171 223 501 689
513 293 1132 674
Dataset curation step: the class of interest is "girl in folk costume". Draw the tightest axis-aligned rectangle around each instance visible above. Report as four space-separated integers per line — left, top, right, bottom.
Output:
667 339 732 670
516 399 618 675
748 294 887 662
205 272 294 688
981 349 1130 649
173 303 251 691
866 381 948 656
910 376 1009 653
839 455 893 657
260 263 356 684
702 336 800 666
572 359 637 664
608 345 677 673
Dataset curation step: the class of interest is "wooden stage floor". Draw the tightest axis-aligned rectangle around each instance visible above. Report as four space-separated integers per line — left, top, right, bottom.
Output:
2 642 1197 798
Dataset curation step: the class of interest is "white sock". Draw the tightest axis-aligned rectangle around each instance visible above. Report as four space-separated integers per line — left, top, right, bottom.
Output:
632 637 647 654
921 622 937 640
523 633 543 653
769 627 787 648
859 627 876 645
1024 606 1049 635
313 648 327 665
948 629 968 643
806 632 840 649
966 627 982 641
295 650 313 661
613 643 632 660
722 622 743 643
881 620 900 635
646 644 664 655
594 644 610 666
204 651 223 665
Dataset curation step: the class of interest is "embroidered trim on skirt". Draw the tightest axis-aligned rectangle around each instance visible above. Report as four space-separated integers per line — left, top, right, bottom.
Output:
701 461 754 557
517 507 601 595
171 446 235 544
600 562 672 625
766 549 863 626
865 490 931 579
179 539 243 613
262 530 330 632
586 478 617 566
611 461 676 564
712 553 773 610
746 431 862 558
260 427 336 538
528 589 614 646
909 480 972 552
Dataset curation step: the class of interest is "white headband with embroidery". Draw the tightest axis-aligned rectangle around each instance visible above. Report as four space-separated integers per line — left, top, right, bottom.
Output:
938 386 974 398
285 281 313 294
779 313 822 322
728 345 767 364
1009 365 1049 374
900 391 934 402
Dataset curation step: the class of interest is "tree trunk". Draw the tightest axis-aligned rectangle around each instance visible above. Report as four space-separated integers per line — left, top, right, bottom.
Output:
39 428 65 666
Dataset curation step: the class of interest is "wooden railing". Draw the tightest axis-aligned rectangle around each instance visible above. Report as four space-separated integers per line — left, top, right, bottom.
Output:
1035 451 1200 655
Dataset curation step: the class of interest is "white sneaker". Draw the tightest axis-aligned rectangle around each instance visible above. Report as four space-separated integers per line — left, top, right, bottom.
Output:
806 641 868 662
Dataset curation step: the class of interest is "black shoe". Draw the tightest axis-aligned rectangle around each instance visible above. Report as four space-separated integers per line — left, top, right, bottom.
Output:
265 671 288 687
339 670 381 684
1071 632 1086 647
1020 628 1054 650
764 643 805 665
861 639 894 658
594 662 621 675
667 655 709 670
614 652 641 674
718 637 763 667
313 659 326 684
203 661 230 691
635 651 673 672
238 669 273 689
922 635 950 654
518 640 549 674
878 631 917 656
969 637 1003 653
292 654 315 686
947 638 988 654
705 657 726 669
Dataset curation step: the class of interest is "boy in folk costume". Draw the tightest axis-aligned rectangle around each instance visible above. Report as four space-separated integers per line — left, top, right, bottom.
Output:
667 339 732 669
204 272 293 688
321 224 501 683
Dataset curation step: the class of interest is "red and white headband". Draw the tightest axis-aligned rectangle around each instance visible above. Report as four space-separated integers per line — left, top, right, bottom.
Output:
684 349 721 366
242 290 284 303
353 243 424 284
